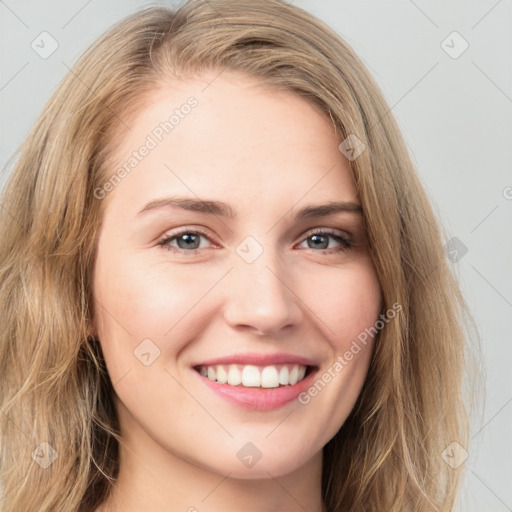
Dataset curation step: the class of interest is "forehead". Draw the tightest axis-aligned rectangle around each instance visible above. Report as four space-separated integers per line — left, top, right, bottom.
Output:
101 71 357 218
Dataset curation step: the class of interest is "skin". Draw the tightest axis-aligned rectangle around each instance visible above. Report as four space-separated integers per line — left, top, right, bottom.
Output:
91 70 382 512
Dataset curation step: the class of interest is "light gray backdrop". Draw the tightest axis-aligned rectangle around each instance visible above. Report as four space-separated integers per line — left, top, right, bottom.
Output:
1 1 511 511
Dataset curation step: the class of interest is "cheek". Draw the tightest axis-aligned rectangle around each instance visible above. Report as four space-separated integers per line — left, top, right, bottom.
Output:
304 258 382 351
291 260 381 442
91 253 208 419
92 249 222 363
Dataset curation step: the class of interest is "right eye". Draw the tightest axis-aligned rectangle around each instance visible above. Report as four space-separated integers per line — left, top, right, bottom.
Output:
157 228 216 255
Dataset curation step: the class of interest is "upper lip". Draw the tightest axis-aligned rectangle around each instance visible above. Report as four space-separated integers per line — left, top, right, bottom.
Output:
193 352 319 368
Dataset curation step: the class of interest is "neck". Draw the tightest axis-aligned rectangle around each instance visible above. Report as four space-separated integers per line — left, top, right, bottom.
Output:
100 455 325 512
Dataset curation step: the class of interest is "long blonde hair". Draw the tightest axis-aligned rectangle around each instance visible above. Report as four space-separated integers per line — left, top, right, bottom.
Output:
0 1 481 510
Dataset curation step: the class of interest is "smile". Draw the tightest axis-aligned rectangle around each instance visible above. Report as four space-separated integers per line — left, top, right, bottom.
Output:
193 363 319 411
194 363 311 388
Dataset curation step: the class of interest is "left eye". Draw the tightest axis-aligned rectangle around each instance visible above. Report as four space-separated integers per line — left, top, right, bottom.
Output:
157 229 352 255
297 231 352 252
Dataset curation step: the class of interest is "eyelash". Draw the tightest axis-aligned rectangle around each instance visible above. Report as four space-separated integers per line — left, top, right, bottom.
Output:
157 227 353 255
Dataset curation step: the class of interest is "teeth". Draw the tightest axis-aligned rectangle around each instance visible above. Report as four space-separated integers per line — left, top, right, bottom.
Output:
242 365 260 387
227 364 242 386
261 366 279 388
278 366 289 385
198 363 309 388
216 365 228 384
289 365 299 385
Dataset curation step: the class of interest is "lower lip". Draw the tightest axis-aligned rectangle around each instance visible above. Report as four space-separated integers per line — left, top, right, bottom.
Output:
194 368 318 411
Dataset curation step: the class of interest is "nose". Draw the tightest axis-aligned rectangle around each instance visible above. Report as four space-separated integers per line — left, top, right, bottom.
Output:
222 249 303 336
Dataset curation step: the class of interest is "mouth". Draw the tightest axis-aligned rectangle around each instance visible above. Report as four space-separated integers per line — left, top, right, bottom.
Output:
193 363 317 388
193 362 319 411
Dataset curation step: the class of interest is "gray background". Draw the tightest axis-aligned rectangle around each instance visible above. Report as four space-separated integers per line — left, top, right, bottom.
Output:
1 1 511 510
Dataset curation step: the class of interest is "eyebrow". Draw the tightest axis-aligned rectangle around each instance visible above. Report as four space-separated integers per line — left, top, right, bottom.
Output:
136 196 362 219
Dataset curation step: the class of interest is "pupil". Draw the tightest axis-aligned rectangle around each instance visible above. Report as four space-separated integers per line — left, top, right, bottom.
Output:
310 234 327 249
178 233 199 249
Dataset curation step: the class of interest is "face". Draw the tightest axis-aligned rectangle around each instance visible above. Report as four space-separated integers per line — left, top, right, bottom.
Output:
91 70 382 480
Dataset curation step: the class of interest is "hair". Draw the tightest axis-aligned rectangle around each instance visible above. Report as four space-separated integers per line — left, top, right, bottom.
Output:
0 1 482 510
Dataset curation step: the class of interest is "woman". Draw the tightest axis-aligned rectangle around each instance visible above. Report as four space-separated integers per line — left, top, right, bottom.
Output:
0 1 478 510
